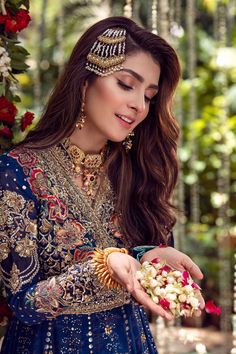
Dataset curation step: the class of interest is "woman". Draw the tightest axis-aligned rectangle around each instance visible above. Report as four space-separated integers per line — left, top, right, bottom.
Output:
0 16 204 353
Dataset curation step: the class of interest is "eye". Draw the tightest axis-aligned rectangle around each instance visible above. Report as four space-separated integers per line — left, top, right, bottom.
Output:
117 79 133 91
144 96 151 103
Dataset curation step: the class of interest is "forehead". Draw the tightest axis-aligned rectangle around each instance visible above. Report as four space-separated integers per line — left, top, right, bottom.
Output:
121 51 161 84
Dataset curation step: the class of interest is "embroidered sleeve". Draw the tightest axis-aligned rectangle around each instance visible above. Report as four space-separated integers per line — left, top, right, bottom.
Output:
0 154 130 325
28 259 100 316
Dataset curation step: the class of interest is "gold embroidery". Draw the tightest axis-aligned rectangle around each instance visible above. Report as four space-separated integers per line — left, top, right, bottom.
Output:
39 146 128 250
0 187 40 294
15 238 37 257
141 333 146 343
56 220 87 251
41 219 53 233
2 191 25 211
1 145 132 312
105 325 113 335
25 220 37 234
10 263 22 293
0 242 9 262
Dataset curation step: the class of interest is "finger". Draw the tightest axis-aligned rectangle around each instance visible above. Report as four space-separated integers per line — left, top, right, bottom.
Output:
182 257 203 279
197 293 205 309
194 309 202 317
131 281 173 320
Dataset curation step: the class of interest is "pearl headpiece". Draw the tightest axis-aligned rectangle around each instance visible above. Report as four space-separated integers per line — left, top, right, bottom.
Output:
86 27 126 77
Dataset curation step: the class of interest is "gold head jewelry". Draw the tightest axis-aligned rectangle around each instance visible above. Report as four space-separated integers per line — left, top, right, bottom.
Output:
123 131 134 152
76 101 86 130
92 247 128 289
86 28 126 77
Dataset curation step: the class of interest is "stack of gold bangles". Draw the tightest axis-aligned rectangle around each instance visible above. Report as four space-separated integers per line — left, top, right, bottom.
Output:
92 247 128 289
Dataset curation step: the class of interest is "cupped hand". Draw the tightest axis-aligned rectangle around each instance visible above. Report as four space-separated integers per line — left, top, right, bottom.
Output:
141 246 205 315
107 252 173 320
141 247 203 280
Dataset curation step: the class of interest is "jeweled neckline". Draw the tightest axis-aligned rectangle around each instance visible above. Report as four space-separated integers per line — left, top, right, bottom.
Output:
63 138 106 172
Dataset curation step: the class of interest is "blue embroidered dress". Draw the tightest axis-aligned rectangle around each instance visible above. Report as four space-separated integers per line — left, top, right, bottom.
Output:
0 143 158 354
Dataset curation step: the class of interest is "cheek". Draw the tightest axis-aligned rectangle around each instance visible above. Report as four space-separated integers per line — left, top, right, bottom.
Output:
138 107 149 123
86 80 123 112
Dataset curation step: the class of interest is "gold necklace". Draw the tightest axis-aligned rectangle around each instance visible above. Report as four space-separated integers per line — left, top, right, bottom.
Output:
65 139 106 198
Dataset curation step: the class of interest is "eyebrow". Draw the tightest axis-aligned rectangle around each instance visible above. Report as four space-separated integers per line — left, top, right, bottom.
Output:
119 68 159 90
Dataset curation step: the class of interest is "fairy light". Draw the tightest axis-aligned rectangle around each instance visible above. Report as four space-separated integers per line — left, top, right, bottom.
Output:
155 316 166 354
152 0 158 34
195 343 207 354
186 0 200 227
56 3 64 75
216 1 232 334
159 0 169 41
232 254 236 353
172 0 185 253
123 0 132 19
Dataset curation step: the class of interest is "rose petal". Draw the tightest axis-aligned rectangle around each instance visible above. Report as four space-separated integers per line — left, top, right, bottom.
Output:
151 257 161 264
160 298 170 310
205 300 221 316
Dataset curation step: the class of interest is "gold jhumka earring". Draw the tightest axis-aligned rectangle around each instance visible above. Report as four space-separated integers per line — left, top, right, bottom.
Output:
76 101 86 130
123 131 134 152
85 28 126 77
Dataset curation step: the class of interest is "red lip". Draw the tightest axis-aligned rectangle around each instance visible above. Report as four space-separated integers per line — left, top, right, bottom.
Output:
115 114 133 129
115 113 135 123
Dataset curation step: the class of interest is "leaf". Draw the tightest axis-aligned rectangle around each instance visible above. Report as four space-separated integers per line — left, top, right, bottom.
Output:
13 95 21 103
0 83 4 96
0 35 20 44
10 45 30 56
11 61 29 71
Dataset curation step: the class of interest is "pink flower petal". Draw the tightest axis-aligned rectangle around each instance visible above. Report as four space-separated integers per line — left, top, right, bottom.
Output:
192 282 201 290
160 265 171 272
181 271 190 286
205 300 221 316
160 298 170 310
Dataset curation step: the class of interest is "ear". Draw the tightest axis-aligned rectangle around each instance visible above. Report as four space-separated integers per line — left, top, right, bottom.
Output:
82 81 88 101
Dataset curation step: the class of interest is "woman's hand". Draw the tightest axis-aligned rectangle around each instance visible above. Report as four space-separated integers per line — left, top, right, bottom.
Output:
141 246 203 279
141 246 205 315
107 252 173 320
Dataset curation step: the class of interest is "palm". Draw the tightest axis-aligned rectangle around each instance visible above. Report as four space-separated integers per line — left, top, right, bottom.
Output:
107 252 173 320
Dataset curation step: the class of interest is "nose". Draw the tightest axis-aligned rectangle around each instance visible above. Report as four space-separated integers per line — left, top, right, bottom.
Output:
128 92 146 114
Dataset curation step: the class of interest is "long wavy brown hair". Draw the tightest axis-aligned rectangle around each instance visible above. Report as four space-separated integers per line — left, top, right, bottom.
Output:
23 16 181 246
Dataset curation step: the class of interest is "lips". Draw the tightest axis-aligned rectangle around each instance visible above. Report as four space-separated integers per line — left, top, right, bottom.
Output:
115 113 134 125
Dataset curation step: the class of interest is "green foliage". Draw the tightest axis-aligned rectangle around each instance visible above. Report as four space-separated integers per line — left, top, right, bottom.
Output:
5 0 30 11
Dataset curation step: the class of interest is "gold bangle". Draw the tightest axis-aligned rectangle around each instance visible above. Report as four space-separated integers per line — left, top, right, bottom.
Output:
92 247 128 289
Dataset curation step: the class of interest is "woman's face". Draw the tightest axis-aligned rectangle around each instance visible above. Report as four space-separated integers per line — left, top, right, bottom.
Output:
83 51 161 146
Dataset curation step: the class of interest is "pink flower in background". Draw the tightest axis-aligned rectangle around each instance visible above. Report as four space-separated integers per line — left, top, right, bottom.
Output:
0 126 13 139
20 111 34 131
0 9 31 33
205 300 221 316
0 96 17 125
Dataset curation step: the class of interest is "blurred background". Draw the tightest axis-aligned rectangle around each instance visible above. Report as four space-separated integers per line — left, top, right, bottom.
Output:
0 1 236 353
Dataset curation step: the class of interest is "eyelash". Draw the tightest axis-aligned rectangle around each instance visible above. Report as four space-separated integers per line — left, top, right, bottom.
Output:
117 80 152 103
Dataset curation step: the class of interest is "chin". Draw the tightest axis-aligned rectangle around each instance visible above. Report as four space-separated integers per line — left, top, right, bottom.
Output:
108 136 127 143
106 130 129 143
